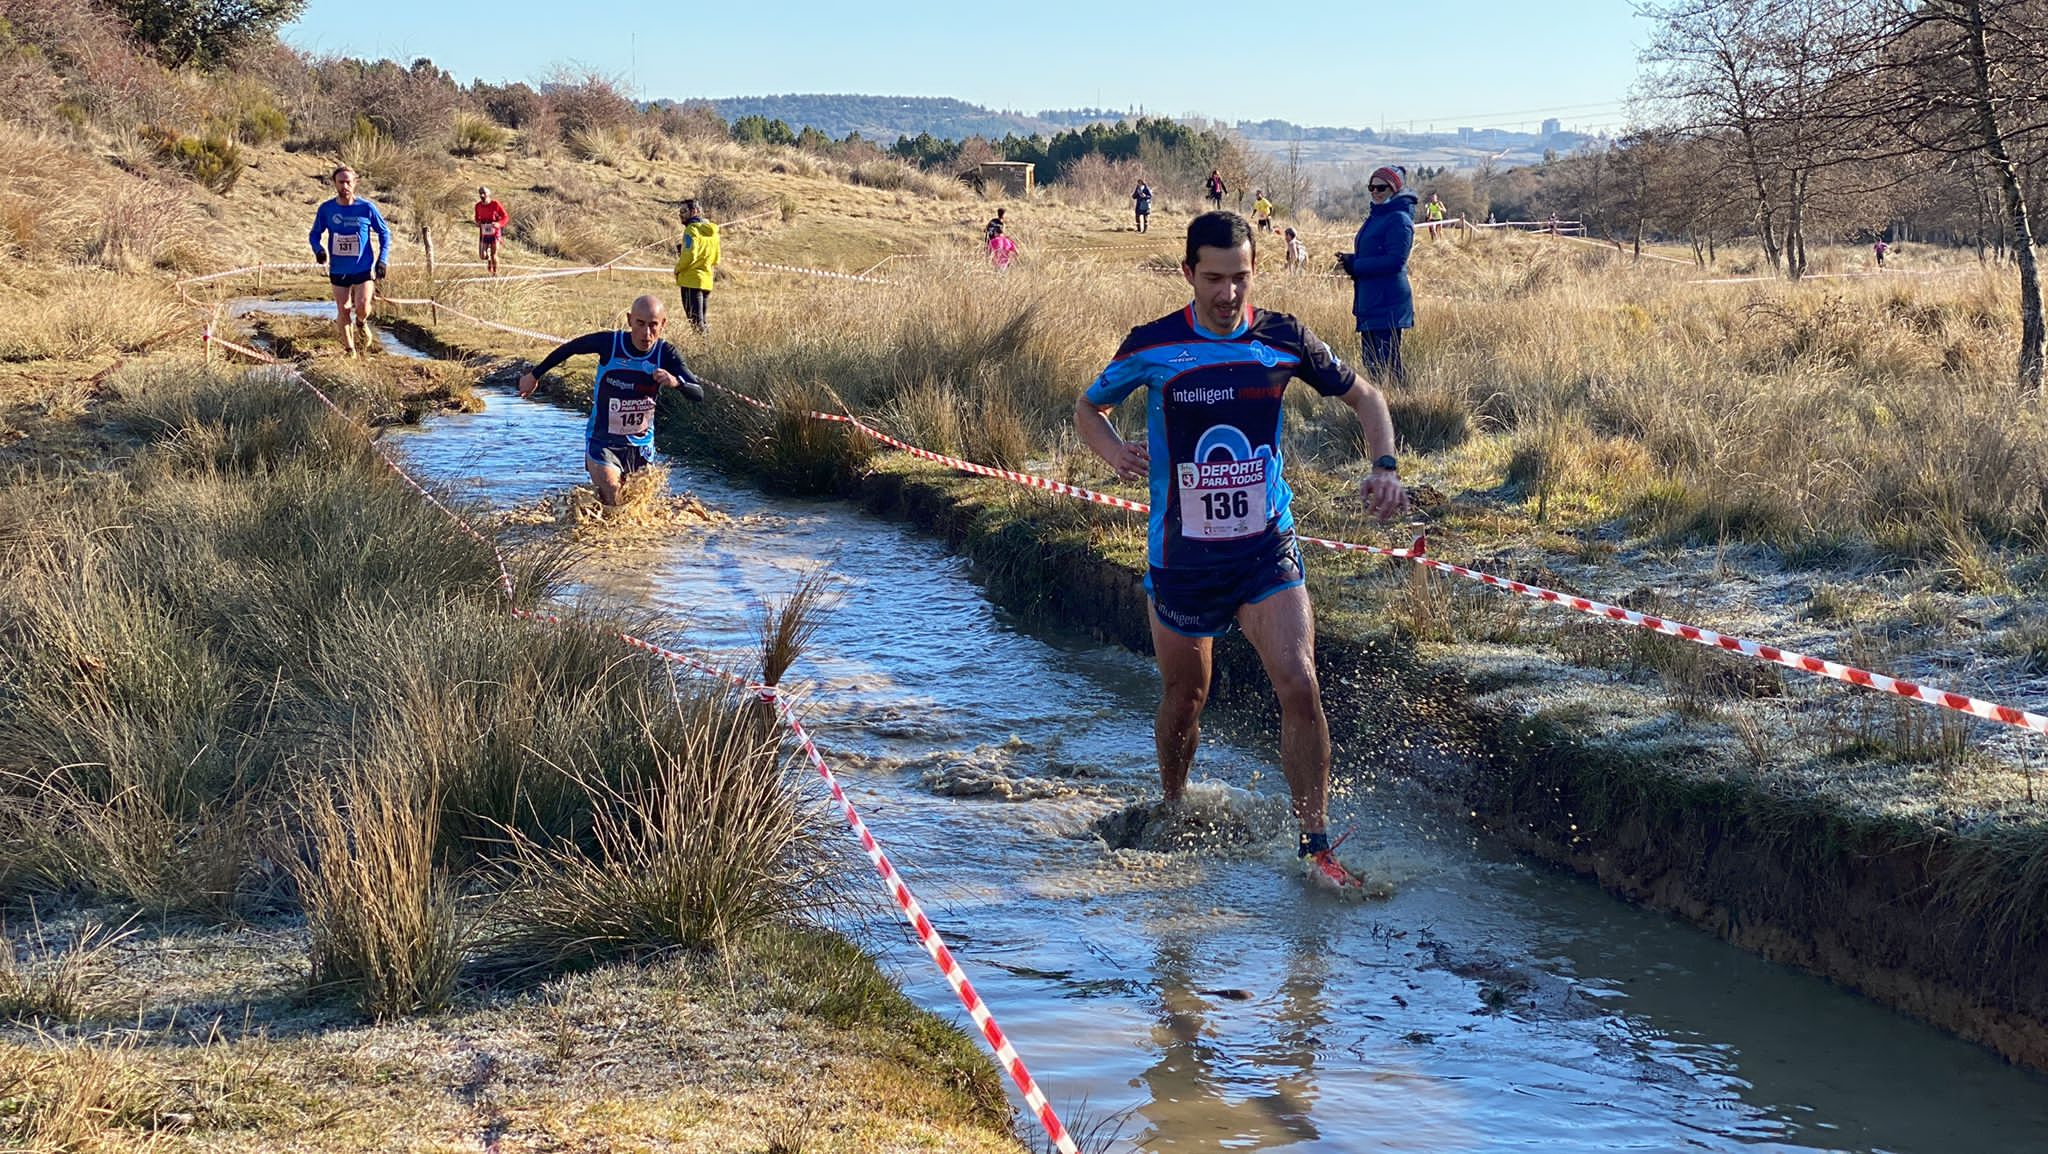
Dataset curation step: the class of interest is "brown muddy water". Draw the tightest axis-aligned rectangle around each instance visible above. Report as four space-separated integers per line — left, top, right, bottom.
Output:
383 376 2048 1153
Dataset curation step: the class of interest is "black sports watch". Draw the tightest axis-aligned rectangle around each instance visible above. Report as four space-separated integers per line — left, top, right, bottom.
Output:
1372 454 1398 473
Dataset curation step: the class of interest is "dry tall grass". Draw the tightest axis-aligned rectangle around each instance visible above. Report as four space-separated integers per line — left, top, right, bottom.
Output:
2 361 839 1023
0 123 209 272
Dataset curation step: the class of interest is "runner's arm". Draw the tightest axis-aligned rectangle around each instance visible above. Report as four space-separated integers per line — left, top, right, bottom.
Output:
655 344 705 402
368 203 392 266
308 211 326 261
1073 351 1150 482
517 331 611 397
1336 381 1406 521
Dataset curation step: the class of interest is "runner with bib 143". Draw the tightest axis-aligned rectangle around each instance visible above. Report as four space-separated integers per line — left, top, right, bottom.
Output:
1073 210 1407 892
516 294 704 510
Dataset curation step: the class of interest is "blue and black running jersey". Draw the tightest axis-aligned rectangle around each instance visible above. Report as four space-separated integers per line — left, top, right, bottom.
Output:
529 330 702 452
308 198 390 277
1084 305 1358 570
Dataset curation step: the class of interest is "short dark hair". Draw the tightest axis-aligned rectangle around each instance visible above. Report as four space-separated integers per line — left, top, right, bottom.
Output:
681 198 700 214
1184 211 1255 269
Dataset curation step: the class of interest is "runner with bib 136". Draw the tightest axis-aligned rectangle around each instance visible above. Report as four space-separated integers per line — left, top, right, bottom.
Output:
1073 210 1407 892
517 294 704 510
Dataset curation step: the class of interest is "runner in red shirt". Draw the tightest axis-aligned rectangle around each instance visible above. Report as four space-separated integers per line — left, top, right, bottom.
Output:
473 187 508 275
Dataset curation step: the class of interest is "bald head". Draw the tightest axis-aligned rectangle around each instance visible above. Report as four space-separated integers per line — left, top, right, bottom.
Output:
625 294 668 352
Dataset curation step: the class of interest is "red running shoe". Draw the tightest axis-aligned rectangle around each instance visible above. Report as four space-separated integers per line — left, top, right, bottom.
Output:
1303 848 1366 891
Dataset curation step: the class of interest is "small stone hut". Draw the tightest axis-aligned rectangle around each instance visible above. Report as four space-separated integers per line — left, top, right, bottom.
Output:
976 161 1036 198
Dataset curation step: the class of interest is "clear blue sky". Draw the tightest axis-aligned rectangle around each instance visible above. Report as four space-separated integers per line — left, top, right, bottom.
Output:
283 0 1649 134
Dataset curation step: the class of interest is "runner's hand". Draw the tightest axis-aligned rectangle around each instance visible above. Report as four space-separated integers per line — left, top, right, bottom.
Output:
1360 470 1408 522
652 369 679 391
1107 440 1149 483
374 261 387 281
313 249 326 265
517 371 539 398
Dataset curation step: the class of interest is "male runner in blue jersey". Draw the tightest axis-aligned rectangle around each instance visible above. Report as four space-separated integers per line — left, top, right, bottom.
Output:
307 166 391 357
516 294 705 508
1074 211 1408 891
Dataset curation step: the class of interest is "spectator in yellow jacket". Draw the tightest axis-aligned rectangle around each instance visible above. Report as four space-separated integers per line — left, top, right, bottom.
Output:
672 198 721 333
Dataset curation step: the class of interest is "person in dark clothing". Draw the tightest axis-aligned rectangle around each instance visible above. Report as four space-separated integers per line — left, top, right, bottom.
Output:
1133 181 1153 232
1336 165 1417 386
1205 169 1227 211
516 294 705 508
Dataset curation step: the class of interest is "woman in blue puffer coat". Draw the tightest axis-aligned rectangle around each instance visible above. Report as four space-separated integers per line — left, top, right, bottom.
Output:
1337 165 1416 385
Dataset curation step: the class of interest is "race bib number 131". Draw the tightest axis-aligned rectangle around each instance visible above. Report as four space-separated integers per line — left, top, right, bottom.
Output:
1177 458 1268 540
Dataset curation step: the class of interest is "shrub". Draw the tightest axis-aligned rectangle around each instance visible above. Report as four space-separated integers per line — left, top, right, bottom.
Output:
447 110 509 157
695 172 750 218
109 0 306 70
148 125 243 194
544 69 633 139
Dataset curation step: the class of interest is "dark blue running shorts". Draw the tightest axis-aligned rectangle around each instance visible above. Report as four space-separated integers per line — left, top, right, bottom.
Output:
586 443 651 475
1146 531 1305 638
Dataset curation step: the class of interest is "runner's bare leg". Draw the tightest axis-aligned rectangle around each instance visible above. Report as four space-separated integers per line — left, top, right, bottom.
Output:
1235 584 1330 836
1149 604 1212 803
332 282 355 355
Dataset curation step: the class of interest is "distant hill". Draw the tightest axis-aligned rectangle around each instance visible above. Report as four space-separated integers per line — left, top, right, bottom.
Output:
705 95 1133 142
699 93 1601 172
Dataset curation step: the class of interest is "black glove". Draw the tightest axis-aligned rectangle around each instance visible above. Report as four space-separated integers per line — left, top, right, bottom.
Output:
374 261 388 281
313 249 326 265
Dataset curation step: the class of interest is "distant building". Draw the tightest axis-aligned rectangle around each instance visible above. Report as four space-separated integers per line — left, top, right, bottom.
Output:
977 160 1036 197
1458 126 1473 140
1541 118 1562 137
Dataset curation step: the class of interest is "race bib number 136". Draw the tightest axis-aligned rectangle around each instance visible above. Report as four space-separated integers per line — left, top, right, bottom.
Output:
1177 458 1268 540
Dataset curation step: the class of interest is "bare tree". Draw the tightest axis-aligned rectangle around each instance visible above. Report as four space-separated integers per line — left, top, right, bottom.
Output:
1879 0 2048 388
1638 0 1890 278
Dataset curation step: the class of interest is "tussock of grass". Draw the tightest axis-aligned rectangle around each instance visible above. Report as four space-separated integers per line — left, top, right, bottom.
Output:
0 916 131 1025
0 271 186 363
758 568 836 688
294 759 468 1019
486 682 835 974
2 357 883 1039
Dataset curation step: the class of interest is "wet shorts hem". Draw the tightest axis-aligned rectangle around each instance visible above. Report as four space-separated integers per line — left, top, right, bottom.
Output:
586 443 651 474
1146 533 1305 637
329 270 373 287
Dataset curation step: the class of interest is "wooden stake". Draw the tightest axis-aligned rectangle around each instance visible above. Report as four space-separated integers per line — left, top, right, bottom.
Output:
421 223 438 323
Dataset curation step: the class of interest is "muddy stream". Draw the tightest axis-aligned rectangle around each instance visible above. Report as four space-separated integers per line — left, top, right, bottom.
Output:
270 306 2048 1153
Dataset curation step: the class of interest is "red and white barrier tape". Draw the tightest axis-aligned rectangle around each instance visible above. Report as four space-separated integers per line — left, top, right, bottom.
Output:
725 256 890 284
1409 553 2048 736
218 276 2048 742
378 297 567 345
770 691 1074 1153
199 327 1080 1153
1546 233 1694 265
177 261 323 286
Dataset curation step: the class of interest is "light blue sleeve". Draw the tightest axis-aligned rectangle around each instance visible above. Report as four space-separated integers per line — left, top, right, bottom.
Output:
1084 350 1153 407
